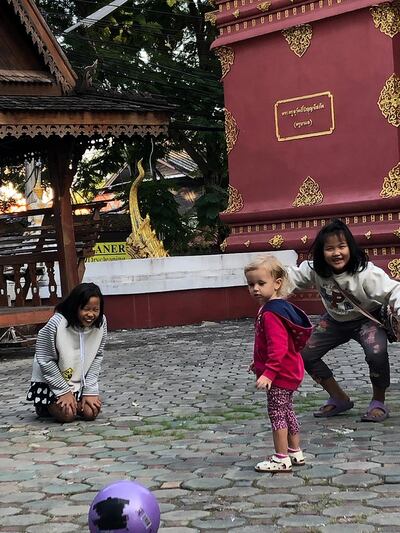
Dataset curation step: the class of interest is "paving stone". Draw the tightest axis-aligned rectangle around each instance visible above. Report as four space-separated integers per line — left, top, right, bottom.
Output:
366 512 400 526
27 525 81 533
330 490 378 501
322 504 375 517
191 518 246 529
322 525 375 533
181 478 231 490
161 510 210 522
277 514 329 527
332 473 382 488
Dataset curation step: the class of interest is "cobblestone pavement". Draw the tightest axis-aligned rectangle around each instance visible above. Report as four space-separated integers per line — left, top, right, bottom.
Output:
1 319 400 532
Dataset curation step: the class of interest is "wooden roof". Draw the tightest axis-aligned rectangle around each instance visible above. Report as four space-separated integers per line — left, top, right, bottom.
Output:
0 0 174 146
1 0 77 95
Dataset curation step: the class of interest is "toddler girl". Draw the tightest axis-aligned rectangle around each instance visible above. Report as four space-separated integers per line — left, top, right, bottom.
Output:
245 255 312 473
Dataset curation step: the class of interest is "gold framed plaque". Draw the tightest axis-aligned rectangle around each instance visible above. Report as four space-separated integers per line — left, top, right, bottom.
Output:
274 91 335 142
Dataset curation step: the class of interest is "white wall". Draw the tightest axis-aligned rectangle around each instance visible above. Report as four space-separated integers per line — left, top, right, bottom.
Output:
82 250 298 295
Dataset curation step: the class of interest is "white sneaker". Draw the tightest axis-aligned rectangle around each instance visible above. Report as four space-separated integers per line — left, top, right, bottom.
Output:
255 454 292 473
288 449 305 466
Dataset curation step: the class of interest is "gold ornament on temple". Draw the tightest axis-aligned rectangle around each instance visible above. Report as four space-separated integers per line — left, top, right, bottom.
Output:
244 240 251 247
224 108 239 153
282 24 313 58
378 74 400 127
380 162 400 198
300 235 308 244
292 177 324 207
205 11 217 25
257 2 271 11
370 1 400 38
268 234 284 249
365 231 372 240
222 184 244 214
388 258 400 278
126 160 169 259
214 46 235 80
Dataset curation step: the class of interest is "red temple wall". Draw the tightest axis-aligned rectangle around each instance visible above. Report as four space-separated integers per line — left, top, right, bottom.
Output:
224 9 399 215
209 2 400 283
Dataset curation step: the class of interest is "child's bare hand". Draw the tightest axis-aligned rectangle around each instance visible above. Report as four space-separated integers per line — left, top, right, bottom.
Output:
256 376 272 390
56 392 77 416
247 362 255 373
80 395 102 417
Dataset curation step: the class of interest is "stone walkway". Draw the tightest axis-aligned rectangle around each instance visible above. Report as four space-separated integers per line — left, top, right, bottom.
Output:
1 319 400 532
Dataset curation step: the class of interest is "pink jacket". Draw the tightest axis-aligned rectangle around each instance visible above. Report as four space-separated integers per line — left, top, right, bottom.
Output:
253 299 313 391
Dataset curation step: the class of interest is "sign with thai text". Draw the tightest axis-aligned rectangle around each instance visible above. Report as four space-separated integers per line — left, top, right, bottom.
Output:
274 91 335 142
86 242 130 262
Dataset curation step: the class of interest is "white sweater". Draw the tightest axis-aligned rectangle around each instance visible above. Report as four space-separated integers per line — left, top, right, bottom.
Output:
288 261 400 322
31 313 107 397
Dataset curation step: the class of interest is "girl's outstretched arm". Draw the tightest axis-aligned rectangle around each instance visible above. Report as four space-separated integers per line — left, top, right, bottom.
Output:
287 261 316 291
82 317 107 396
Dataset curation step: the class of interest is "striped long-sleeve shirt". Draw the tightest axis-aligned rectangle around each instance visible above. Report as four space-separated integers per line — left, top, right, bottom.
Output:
31 313 107 397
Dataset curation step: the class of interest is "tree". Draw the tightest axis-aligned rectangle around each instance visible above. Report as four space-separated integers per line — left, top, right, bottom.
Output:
36 0 229 251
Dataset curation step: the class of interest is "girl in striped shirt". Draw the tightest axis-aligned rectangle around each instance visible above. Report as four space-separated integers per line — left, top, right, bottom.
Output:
26 282 107 423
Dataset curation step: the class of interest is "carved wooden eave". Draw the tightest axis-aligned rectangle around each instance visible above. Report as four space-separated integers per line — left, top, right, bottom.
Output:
6 0 77 94
0 93 172 142
210 0 391 49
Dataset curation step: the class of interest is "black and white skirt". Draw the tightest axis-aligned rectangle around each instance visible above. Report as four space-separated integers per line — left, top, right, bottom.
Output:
26 382 57 406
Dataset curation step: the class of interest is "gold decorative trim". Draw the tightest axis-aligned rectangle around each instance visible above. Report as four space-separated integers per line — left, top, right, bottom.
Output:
233 8 240 17
370 1 400 38
378 74 400 127
205 11 217 25
244 240 251 247
300 235 308 244
257 2 271 11
220 239 228 252
394 228 400 238
380 162 400 198
222 184 244 214
365 231 372 239
6 0 74 93
268 234 284 248
292 177 324 207
126 160 169 259
224 108 239 153
388 258 400 278
0 123 167 140
282 24 313 57
214 46 235 80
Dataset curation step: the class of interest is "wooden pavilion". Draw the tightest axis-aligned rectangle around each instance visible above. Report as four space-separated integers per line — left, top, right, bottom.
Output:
0 0 174 326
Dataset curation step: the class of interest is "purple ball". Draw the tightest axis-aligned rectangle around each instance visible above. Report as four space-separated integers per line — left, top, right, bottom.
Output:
88 480 160 533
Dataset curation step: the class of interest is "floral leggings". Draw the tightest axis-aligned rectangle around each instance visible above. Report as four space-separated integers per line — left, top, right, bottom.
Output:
267 386 299 434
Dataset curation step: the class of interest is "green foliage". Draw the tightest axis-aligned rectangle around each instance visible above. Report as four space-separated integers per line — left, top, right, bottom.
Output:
138 179 193 253
35 0 229 254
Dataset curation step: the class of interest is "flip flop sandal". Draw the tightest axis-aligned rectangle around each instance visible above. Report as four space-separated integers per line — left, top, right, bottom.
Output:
361 400 389 422
313 397 354 418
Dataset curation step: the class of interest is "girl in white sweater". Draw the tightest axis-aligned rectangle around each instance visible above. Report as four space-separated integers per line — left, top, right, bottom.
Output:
27 283 107 423
289 219 400 422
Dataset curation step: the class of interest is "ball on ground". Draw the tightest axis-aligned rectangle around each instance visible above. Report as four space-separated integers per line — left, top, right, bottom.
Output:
88 480 160 532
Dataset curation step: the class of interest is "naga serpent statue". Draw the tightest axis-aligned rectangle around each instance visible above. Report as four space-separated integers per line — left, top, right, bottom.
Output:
126 159 168 259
